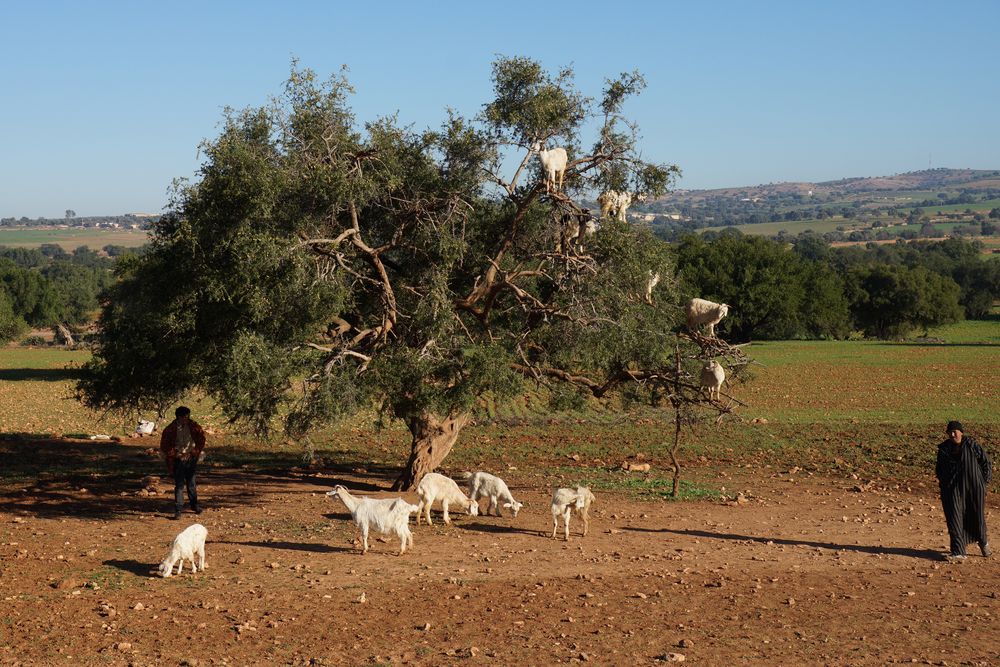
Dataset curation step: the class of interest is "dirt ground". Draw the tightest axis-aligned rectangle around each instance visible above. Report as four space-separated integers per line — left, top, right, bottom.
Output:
2 438 999 667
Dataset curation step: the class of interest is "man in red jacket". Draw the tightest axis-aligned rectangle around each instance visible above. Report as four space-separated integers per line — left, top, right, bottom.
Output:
159 406 207 519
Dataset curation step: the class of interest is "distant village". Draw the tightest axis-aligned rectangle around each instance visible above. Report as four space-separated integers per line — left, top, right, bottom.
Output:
0 213 159 229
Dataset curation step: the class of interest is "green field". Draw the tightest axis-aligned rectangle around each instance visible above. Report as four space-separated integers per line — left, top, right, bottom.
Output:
909 198 1000 214
0 227 150 249
3 316 997 486
701 217 858 236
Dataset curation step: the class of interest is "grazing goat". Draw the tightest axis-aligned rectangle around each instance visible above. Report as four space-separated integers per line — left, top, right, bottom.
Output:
598 190 647 222
550 487 596 540
326 485 419 555
415 473 479 526
135 419 155 436
463 471 523 517
700 360 726 401
158 523 207 577
531 141 568 193
685 298 730 338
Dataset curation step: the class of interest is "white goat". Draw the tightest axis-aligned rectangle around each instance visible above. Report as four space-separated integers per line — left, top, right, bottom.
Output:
531 141 568 193
158 523 207 577
550 487 596 540
326 485 418 555
415 472 479 526
565 215 598 246
700 360 726 401
685 297 730 338
135 419 155 436
462 471 523 517
598 190 647 222
645 270 661 305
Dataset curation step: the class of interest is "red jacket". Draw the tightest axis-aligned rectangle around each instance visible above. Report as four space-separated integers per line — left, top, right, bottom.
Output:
159 418 207 471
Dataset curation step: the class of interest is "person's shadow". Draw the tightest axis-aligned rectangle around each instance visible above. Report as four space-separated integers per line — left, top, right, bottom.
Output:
624 526 943 561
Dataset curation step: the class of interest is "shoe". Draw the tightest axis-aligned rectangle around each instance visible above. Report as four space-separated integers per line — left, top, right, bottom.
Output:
193 506 203 515
170 511 180 520
945 553 968 563
981 542 992 558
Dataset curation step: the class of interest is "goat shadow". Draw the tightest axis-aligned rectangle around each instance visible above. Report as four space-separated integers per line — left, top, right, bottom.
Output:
103 558 155 577
454 521 541 537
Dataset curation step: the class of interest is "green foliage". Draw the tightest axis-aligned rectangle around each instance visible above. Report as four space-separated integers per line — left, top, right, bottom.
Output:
675 234 850 340
0 289 28 343
846 264 962 339
80 57 694 452
0 258 61 326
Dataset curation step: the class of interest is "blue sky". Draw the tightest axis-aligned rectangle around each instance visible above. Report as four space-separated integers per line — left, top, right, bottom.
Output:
2 0 998 218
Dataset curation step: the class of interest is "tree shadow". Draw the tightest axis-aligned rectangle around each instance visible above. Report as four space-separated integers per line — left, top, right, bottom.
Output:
0 368 84 382
0 434 412 522
217 540 350 554
103 559 155 577
624 526 943 561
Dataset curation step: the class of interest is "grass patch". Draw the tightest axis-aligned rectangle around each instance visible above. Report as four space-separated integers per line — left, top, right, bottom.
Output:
553 465 722 501
86 566 129 591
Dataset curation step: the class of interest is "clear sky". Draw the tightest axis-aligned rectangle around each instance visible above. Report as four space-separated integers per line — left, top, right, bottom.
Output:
2 0 998 218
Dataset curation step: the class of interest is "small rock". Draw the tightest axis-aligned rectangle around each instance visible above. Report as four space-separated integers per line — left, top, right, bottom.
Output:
132 602 144 611
421 622 431 631
663 653 685 662
679 639 693 648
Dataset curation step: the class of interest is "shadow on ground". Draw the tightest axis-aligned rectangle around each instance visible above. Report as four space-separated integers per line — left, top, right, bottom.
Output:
0 368 85 382
624 526 943 561
103 559 155 577
216 540 350 554
0 435 404 520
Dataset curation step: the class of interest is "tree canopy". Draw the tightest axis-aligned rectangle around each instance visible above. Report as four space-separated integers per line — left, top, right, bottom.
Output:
79 58 742 489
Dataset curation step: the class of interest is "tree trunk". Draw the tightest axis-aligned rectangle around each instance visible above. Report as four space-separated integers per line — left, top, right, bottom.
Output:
669 408 682 498
53 323 75 347
392 412 471 491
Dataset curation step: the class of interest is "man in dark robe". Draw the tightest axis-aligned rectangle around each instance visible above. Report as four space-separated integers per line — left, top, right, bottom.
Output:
935 420 992 561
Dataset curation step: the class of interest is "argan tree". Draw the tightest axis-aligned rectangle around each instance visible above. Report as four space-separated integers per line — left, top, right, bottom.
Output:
79 57 744 489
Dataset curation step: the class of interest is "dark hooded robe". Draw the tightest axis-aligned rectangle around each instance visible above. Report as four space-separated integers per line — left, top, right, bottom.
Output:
936 435 992 556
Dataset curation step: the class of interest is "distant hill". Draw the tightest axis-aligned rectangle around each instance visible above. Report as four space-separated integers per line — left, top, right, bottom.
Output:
656 168 1000 206
636 168 1000 242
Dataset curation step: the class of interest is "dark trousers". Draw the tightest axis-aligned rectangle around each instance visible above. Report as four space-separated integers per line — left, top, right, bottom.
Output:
941 484 988 556
173 458 199 512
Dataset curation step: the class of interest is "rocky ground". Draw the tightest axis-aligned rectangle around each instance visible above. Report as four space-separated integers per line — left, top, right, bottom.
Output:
1 439 998 666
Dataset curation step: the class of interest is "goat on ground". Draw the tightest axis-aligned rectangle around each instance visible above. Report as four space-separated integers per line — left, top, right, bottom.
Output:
158 523 207 577
415 473 479 526
550 487 596 540
326 485 419 555
462 471 523 517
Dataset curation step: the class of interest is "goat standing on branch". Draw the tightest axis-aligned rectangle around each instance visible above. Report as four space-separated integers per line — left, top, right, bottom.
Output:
531 140 568 193
598 189 646 222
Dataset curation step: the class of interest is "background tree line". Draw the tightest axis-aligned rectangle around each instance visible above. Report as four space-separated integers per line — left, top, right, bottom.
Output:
0 245 130 342
675 233 999 341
